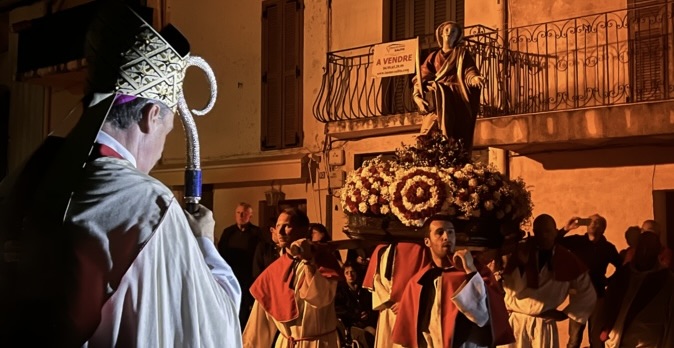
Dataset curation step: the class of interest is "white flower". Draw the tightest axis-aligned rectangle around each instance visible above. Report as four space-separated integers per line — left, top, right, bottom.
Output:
368 195 378 205
380 205 390 214
454 171 465 179
381 187 389 195
470 193 480 202
464 164 474 172
358 202 368 213
468 178 478 187
484 200 494 211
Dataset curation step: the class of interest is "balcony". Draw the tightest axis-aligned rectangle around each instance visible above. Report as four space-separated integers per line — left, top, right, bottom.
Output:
314 2 674 152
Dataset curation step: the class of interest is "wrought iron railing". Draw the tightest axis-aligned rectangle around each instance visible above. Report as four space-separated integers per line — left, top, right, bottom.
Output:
313 2 674 123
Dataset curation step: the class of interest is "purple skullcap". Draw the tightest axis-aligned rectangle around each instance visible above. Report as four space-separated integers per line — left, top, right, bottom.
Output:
113 94 137 106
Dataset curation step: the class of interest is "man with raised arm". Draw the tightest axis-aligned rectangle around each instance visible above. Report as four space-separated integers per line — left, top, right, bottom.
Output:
392 215 514 347
243 208 342 347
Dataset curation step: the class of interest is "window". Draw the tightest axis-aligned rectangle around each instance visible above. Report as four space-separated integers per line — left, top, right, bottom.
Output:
629 0 667 102
354 152 396 169
390 0 464 48
261 0 303 150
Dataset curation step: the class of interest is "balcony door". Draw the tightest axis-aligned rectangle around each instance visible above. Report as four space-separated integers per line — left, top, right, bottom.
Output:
628 0 670 102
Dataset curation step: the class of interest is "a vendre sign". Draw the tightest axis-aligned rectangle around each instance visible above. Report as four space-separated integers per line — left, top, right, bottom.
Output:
371 38 418 78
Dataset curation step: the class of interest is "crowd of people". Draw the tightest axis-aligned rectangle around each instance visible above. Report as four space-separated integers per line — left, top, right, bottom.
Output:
219 205 674 348
2 3 672 347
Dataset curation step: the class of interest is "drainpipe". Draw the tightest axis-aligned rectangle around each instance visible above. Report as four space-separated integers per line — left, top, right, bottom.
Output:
326 0 331 53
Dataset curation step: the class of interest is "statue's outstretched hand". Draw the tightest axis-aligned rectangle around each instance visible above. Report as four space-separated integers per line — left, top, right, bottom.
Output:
413 94 429 114
468 75 485 88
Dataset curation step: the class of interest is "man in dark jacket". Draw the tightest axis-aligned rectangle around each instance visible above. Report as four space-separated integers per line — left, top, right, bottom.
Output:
217 202 261 329
558 214 622 348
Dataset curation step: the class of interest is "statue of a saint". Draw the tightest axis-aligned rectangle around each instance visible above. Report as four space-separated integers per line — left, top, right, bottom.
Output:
413 21 484 153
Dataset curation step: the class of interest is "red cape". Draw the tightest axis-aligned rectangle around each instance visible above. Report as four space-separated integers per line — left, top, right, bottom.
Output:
392 264 515 347
362 243 429 303
249 246 341 322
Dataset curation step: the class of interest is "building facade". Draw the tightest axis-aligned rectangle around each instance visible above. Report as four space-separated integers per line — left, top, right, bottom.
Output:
3 4 674 343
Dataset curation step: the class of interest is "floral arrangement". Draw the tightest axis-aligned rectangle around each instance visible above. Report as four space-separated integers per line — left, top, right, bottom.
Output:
388 166 455 227
395 130 470 169
387 161 532 227
340 130 534 229
340 156 398 215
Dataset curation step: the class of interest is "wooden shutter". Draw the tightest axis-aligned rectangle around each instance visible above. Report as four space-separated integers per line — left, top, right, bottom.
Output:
261 0 303 150
629 0 666 102
432 0 447 32
455 0 464 27
388 0 465 56
282 0 302 148
391 0 463 44
391 0 407 41
262 0 283 149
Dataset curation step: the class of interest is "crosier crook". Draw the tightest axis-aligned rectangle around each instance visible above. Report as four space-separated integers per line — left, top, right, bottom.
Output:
176 56 217 213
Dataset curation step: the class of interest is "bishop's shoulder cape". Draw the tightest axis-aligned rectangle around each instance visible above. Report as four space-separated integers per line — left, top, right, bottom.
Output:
70 156 242 347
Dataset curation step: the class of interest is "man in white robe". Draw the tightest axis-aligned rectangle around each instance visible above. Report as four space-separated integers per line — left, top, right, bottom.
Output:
243 208 342 348
362 242 429 348
0 3 242 346
500 214 596 348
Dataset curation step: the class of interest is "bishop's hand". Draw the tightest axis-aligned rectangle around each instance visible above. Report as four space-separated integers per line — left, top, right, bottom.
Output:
184 204 215 241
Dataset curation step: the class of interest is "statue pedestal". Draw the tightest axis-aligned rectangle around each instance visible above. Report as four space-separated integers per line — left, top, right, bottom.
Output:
343 214 420 242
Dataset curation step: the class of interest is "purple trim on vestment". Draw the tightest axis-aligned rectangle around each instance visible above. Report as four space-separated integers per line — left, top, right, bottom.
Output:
113 94 137 106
